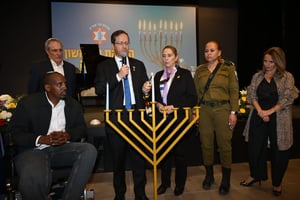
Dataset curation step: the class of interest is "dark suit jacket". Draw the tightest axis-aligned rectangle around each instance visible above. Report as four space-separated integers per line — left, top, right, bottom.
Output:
28 59 77 97
94 57 149 110
154 66 197 119
7 93 86 153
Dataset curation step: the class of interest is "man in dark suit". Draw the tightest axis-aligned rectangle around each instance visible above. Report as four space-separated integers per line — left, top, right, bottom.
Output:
8 71 97 200
28 38 77 98
94 30 151 200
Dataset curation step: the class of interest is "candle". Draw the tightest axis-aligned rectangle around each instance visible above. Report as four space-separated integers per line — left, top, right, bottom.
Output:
159 19 163 30
138 19 141 30
153 24 157 41
151 72 155 102
143 19 146 31
106 82 109 110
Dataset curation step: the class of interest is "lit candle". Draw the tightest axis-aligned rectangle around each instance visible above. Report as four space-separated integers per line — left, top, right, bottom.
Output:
151 72 155 102
106 82 109 110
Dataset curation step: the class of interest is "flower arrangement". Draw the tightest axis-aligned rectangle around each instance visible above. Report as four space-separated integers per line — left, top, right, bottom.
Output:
238 89 251 119
0 94 21 129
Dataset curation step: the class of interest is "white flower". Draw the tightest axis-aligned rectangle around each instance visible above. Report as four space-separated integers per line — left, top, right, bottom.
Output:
0 94 21 126
0 94 13 102
0 110 12 120
0 94 15 109
240 90 247 96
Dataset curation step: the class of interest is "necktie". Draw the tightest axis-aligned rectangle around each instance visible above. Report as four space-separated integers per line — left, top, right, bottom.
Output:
119 59 132 109
119 59 131 109
124 78 131 109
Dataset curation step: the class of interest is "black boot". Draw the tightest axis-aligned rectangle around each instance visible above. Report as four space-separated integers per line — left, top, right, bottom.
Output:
202 165 215 190
219 167 231 195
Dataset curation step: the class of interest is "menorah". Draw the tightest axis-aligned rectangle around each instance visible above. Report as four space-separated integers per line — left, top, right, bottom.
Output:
138 19 183 68
104 100 200 200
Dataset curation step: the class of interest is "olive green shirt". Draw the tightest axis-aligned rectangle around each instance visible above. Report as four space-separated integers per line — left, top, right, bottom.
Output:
194 62 239 112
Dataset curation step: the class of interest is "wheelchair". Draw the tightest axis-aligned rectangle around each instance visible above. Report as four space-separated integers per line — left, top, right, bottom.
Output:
2 130 91 200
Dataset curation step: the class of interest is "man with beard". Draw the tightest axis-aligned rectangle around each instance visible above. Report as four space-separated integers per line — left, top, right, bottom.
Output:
7 71 97 200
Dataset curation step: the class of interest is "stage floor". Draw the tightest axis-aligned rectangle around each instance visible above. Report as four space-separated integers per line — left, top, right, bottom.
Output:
85 158 300 200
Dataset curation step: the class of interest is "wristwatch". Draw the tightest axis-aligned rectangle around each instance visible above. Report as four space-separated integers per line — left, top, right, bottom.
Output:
230 111 237 115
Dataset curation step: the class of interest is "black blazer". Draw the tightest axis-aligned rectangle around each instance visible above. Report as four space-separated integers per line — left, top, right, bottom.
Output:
154 67 197 119
94 57 149 110
7 93 86 153
28 59 77 97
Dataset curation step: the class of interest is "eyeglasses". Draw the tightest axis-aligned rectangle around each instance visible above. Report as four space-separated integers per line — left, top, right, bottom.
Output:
115 42 129 46
49 49 63 53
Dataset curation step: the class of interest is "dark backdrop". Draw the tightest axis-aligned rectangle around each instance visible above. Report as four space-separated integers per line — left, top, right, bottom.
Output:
237 1 299 101
0 0 299 104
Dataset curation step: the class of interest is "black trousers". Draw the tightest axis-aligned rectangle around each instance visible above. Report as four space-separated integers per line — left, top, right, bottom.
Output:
158 125 191 189
248 111 289 186
159 141 187 188
106 114 147 197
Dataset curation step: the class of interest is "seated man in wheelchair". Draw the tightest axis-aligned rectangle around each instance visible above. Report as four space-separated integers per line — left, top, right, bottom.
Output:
7 71 97 200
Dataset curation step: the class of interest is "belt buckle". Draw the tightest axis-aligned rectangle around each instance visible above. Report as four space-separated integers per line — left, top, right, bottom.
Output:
210 102 217 107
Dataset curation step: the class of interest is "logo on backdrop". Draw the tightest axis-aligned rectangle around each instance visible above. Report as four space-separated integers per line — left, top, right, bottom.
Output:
89 23 110 45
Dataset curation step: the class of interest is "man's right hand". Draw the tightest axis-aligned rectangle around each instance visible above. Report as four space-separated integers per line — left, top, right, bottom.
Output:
118 64 129 79
39 131 69 146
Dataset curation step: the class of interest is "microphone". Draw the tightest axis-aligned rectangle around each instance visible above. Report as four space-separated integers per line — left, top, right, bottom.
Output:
121 52 128 79
121 52 127 65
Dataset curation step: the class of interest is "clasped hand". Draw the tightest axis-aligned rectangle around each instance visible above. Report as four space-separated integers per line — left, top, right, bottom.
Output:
42 131 70 146
157 103 174 114
257 110 271 122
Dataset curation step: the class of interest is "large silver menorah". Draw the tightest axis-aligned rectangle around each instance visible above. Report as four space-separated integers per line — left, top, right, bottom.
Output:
138 19 183 67
104 101 200 200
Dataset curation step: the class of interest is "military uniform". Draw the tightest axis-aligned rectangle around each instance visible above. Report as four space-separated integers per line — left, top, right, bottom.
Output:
194 61 239 168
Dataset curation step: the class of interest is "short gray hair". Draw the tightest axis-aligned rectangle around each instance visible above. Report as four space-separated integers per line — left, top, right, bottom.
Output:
44 38 63 50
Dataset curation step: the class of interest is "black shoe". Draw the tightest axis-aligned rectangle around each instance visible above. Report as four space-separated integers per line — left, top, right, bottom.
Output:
219 183 230 195
240 179 261 187
114 195 125 200
174 186 184 196
273 186 282 196
135 195 149 200
272 189 282 196
202 165 214 190
157 185 169 195
202 177 215 190
219 167 231 195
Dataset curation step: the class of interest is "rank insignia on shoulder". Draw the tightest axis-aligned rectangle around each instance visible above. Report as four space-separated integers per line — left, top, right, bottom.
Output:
224 60 235 66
